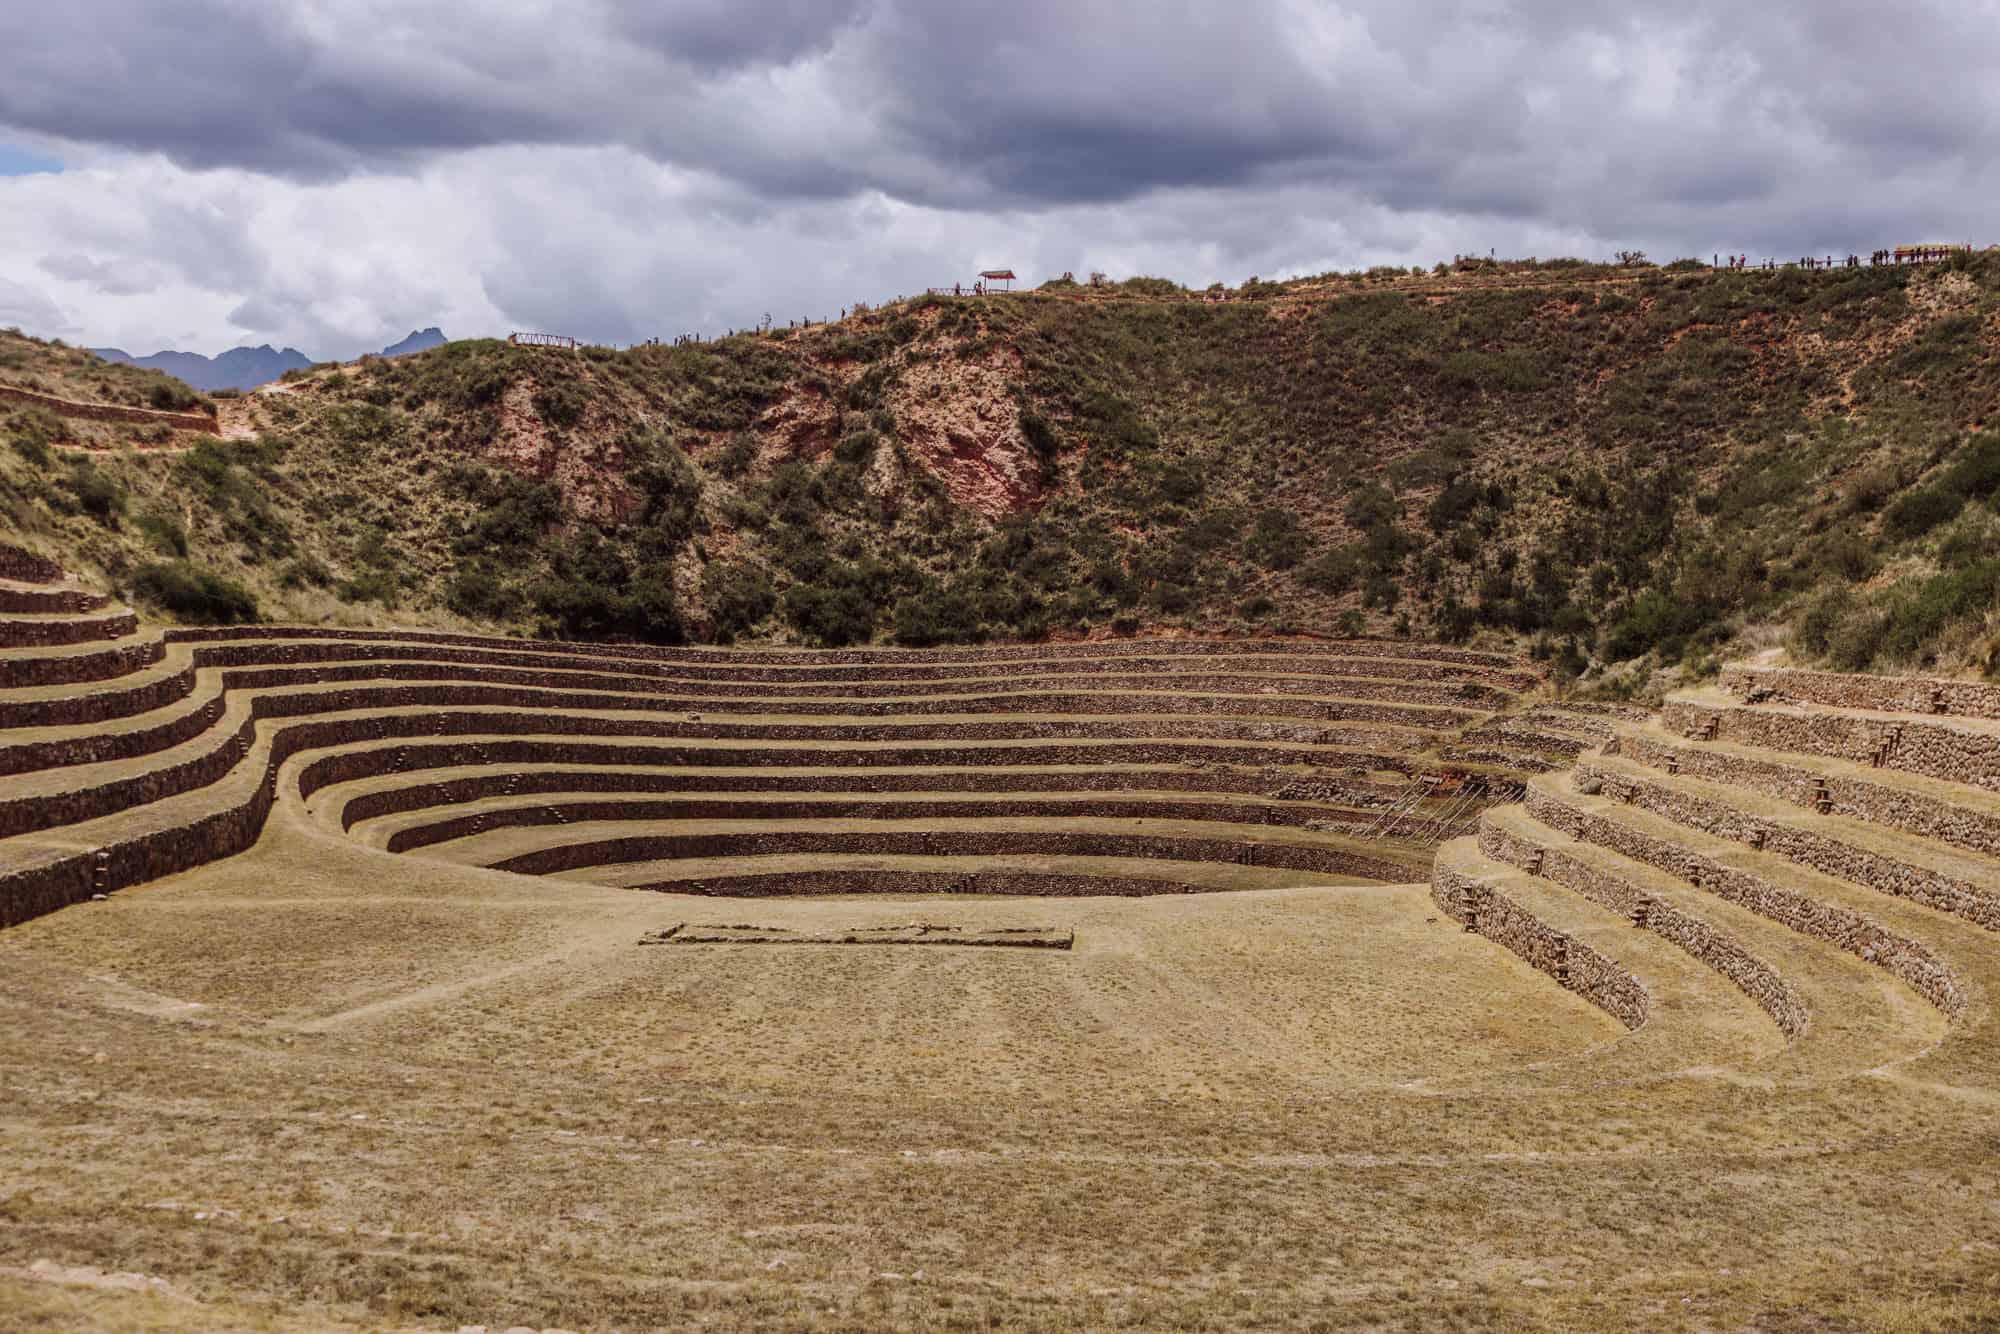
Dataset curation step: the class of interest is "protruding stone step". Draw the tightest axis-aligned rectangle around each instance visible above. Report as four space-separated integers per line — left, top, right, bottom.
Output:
0 632 166 689
1722 665 2000 722
0 579 111 615
1524 772 1968 1021
0 609 138 650
1476 804 1808 1040
1662 691 2000 794
1617 720 2000 862
1576 748 2000 935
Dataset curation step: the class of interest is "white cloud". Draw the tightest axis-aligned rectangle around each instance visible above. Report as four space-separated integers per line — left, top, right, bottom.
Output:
0 1 1996 356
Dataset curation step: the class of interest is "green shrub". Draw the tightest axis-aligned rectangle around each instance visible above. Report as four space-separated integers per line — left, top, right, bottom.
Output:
713 433 758 478
1879 559 2000 662
7 406 62 463
336 569 400 607
893 579 984 645
147 380 204 412
1019 409 1060 464
782 579 878 646
65 459 125 527
701 561 776 642
131 561 258 624
1245 508 1307 570
280 556 333 589
1602 587 1717 662
445 564 520 621
532 383 586 430
1300 546 1360 595
133 510 189 557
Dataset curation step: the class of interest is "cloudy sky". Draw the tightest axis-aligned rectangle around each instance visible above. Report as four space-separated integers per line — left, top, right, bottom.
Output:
1 0 1994 360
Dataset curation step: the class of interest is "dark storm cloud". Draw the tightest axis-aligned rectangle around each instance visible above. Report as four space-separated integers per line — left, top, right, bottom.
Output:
611 0 871 69
6 0 2000 359
5 0 1998 226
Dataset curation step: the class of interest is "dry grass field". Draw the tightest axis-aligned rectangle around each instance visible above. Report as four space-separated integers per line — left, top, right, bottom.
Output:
3 565 2000 1329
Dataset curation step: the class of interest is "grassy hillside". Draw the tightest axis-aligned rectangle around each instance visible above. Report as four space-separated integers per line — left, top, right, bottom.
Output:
4 253 1999 686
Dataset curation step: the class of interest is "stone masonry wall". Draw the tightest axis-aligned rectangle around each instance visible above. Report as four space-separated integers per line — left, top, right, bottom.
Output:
647 869 1272 897
1575 756 2000 932
1472 818 1809 1036
487 829 1415 882
1619 730 2000 862
0 383 218 433
1429 858 1650 1030
380 794 1382 853
325 759 1323 829
0 610 135 648
1661 700 1999 793
1524 786 1966 1019
0 636 164 688
0 544 63 584
1723 666 2000 721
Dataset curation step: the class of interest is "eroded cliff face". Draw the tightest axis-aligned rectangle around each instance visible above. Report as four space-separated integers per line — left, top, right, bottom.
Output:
888 343 1047 519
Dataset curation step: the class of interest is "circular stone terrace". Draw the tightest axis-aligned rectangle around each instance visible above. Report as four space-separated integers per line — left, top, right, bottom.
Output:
9 547 2000 1324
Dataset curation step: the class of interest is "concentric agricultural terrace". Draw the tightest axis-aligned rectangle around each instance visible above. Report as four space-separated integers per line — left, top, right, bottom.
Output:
0 544 1592 924
7 539 2000 1325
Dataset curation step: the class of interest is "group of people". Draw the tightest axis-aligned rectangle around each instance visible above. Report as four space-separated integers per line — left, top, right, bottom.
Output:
1714 247 1972 273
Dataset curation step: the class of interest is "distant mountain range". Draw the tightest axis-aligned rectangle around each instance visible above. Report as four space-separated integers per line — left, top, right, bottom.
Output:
90 328 449 392
380 327 447 358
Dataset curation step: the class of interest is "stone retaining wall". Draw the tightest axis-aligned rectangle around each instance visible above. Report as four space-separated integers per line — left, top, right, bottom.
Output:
0 586 108 615
166 625 1521 670
0 662 193 730
1576 757 2000 932
207 657 1491 711
170 636 1519 705
486 829 1415 882
381 794 1380 853
0 687 1429 855
0 544 63 584
1471 819 1808 1036
1661 700 1998 793
1430 857 1649 1030
0 383 217 433
0 636 164 688
0 664 1439 783
1723 666 2000 721
0 690 225 778
1525 786 1966 1019
329 763 1323 830
643 870 1255 897
1620 731 2000 862
0 610 135 649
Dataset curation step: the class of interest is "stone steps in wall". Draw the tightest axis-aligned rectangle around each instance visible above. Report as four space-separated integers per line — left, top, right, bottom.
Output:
1479 802 1943 1076
1579 747 2000 934
1433 839 1784 1079
1526 771 1971 1022
0 630 165 688
1476 803 1807 1041
0 578 111 615
0 609 137 649
1661 690 2000 793
1613 720 2000 862
1721 665 2000 722
0 666 1465 777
